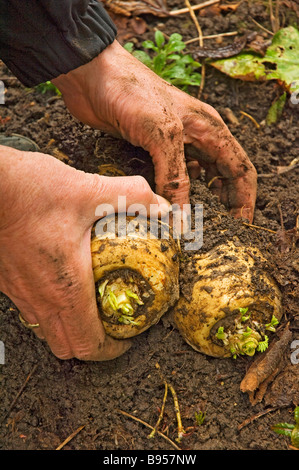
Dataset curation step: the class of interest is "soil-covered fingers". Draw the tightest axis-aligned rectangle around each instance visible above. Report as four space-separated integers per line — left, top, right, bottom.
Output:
137 115 190 207
182 103 257 222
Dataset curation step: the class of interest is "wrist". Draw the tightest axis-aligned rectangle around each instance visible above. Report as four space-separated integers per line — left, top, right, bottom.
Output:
0 145 32 232
51 40 128 132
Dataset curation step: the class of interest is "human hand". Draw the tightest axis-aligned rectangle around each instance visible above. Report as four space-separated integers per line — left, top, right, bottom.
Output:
0 146 168 360
52 40 257 222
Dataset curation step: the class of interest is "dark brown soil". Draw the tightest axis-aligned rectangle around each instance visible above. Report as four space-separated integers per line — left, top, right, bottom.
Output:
0 0 298 451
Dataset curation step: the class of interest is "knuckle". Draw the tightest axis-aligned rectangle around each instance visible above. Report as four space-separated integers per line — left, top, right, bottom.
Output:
52 349 74 360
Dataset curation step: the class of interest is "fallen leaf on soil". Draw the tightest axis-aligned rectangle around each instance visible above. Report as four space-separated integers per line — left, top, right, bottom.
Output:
211 26 299 94
246 34 272 57
276 213 299 254
200 1 240 16
219 2 240 12
110 12 147 43
240 325 293 405
264 363 299 407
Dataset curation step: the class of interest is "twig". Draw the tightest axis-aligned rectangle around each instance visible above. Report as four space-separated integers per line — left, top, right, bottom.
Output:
117 409 181 450
250 16 274 35
56 424 86 450
184 0 203 47
238 407 281 431
168 384 186 442
169 0 220 16
154 362 186 443
242 222 277 234
184 0 205 98
269 0 280 32
240 111 260 129
148 381 168 439
258 160 299 178
185 31 238 45
1 364 38 424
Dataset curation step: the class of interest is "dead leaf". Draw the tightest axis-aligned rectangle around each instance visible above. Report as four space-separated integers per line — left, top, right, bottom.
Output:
110 12 147 42
199 2 240 17
247 34 272 56
219 2 240 12
264 363 299 407
240 325 293 405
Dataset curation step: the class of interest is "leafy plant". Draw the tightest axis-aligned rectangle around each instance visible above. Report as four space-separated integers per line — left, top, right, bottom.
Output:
272 406 299 448
266 92 287 125
124 31 201 92
194 410 206 426
35 81 61 96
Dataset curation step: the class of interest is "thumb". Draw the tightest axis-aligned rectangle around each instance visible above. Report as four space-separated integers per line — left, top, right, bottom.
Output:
84 174 171 224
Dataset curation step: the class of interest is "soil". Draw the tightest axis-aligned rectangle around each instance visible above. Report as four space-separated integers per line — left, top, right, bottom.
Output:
0 0 298 452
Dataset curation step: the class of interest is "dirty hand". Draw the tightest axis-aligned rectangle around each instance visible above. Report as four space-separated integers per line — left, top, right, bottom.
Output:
0 146 168 360
53 40 257 222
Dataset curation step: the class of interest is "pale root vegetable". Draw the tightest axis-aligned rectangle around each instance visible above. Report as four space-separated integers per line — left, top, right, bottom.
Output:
174 239 283 358
91 215 180 339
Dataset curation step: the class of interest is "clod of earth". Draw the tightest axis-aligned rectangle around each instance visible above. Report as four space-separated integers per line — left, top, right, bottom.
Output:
91 215 180 338
173 239 283 358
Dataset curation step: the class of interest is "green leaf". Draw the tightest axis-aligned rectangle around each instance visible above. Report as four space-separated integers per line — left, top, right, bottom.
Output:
35 81 61 95
168 33 184 46
141 40 157 51
272 423 294 437
155 30 165 49
123 42 134 53
212 26 299 94
257 335 269 353
265 314 280 331
132 51 153 68
153 52 167 74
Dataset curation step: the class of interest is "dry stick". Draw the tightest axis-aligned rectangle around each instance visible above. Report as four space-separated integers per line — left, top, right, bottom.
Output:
238 406 281 431
1 364 38 424
242 222 277 234
185 31 238 45
117 409 181 450
269 0 280 33
250 16 274 35
214 210 277 234
155 362 186 443
169 0 220 16
184 0 205 98
184 0 203 47
168 384 186 442
148 381 168 439
240 111 260 129
56 424 86 450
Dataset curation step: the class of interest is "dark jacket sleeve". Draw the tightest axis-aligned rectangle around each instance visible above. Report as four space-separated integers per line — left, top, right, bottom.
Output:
0 0 117 86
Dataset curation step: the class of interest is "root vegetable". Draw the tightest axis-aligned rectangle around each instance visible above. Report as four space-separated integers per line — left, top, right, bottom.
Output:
91 215 180 339
174 239 283 358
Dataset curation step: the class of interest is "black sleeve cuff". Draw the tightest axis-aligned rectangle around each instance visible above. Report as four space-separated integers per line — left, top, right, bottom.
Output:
0 0 117 87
